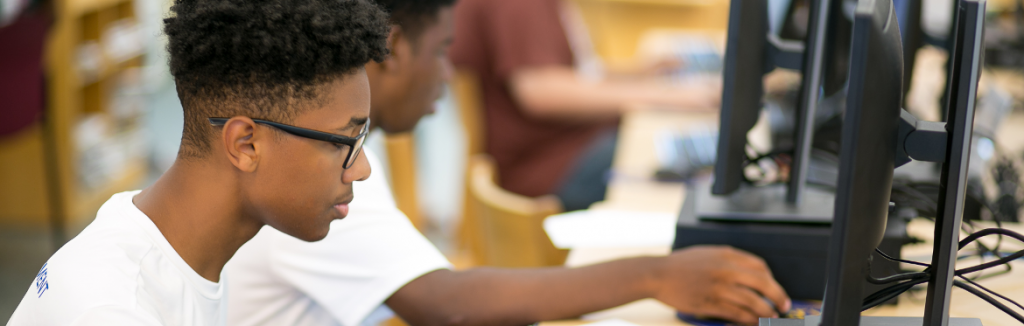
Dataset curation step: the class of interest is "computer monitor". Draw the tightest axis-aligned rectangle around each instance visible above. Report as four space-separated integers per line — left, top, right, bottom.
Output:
716 0 928 202
786 0 846 203
714 0 853 200
819 0 904 323
713 0 770 195
922 0 985 323
818 0 985 324
698 0 850 225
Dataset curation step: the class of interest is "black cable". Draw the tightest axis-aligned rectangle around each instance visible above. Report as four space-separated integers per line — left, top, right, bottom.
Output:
867 248 931 287
872 228 1024 278
862 278 929 311
867 248 931 285
961 220 1002 280
961 216 1014 281
740 148 792 185
875 248 930 267
956 249 1024 277
866 271 929 285
953 280 1024 323
957 228 1024 250
958 275 1024 311
865 231 1024 315
967 262 1013 282
955 228 1024 277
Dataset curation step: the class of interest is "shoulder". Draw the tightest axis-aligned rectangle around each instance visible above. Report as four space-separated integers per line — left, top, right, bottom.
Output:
54 195 157 281
8 222 157 325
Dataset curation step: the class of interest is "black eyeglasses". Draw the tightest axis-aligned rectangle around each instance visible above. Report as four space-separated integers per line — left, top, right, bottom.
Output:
208 117 370 169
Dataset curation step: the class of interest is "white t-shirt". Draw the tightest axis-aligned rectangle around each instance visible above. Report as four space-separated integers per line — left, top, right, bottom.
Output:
224 149 451 326
7 191 226 326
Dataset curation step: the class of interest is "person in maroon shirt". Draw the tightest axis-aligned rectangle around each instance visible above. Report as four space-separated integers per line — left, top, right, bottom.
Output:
449 0 719 211
0 0 51 137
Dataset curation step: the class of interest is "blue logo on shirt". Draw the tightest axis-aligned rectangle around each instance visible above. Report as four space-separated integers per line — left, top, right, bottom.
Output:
35 263 48 298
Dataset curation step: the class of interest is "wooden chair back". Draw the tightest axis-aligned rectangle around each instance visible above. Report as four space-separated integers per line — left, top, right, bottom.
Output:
450 69 487 264
385 133 425 231
468 154 568 267
453 69 485 157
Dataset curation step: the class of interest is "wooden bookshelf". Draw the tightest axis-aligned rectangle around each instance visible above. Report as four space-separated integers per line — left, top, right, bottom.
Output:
0 0 147 239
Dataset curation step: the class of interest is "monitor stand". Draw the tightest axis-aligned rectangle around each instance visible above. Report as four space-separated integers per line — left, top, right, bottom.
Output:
694 181 834 224
759 315 982 325
676 180 907 301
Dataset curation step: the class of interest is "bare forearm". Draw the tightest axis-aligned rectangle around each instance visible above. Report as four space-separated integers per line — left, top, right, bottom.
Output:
386 256 663 326
509 66 717 122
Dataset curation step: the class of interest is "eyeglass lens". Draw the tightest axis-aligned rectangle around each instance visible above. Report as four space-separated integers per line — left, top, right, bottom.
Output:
344 132 367 169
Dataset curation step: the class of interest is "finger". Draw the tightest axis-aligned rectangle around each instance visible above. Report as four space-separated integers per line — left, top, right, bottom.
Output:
695 301 761 326
732 269 791 313
720 285 778 318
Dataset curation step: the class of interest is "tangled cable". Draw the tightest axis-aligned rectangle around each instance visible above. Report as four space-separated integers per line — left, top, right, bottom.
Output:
860 228 1024 323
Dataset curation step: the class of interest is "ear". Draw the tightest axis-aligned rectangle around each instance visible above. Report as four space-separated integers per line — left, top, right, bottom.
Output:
220 117 261 173
380 25 411 74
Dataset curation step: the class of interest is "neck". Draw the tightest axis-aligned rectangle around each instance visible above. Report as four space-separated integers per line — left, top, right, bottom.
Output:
133 158 264 282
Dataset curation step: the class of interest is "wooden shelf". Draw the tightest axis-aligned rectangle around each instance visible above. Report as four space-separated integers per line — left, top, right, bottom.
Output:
78 54 143 87
0 0 147 235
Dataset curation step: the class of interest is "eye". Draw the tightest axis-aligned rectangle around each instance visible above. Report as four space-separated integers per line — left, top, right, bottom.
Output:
332 143 346 150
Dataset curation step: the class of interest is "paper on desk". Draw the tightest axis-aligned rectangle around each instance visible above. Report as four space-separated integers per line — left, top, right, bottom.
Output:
543 210 677 249
578 319 641 326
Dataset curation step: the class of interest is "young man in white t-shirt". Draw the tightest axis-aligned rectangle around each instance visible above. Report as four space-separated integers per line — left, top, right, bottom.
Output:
225 1 793 325
7 0 390 324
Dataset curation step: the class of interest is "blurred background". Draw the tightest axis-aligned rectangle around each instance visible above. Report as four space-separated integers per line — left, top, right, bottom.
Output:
2 0 1024 322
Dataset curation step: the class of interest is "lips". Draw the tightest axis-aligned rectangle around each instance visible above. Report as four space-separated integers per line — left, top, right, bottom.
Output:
333 197 353 218
334 203 349 217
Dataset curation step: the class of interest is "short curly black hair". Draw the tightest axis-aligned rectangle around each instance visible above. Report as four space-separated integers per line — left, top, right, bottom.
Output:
374 0 456 39
164 0 390 159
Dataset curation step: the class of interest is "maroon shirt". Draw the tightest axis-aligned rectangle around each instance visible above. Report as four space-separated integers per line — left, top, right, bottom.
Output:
450 0 616 197
0 8 50 137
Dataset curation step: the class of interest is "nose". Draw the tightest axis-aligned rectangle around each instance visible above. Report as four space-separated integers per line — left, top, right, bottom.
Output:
342 149 371 184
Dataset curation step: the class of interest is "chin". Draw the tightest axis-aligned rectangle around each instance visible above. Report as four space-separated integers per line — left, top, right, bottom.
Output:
292 227 331 242
301 231 331 242
275 213 336 242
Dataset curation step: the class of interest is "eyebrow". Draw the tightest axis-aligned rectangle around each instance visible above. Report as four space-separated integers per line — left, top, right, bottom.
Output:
334 116 369 133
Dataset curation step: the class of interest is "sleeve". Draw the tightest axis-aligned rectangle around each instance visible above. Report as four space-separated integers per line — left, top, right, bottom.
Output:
266 149 452 326
69 306 164 326
486 0 575 81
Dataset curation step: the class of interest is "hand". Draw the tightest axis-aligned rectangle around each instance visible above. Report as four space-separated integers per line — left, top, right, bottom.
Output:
651 245 791 325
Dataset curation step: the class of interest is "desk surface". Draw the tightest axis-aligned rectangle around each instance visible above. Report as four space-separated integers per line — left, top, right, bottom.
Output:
542 109 1024 326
